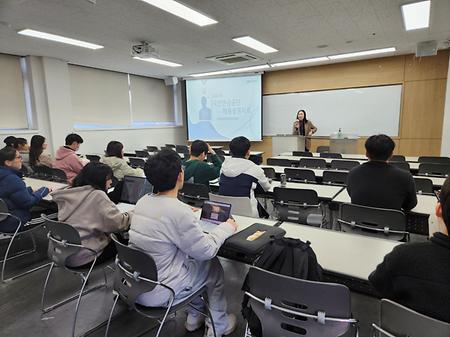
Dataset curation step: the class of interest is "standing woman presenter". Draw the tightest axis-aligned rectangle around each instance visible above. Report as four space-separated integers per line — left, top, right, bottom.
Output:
292 109 317 151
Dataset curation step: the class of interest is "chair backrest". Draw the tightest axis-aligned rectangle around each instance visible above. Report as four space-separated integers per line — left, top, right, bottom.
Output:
165 144 176 149
320 152 342 159
292 151 312 157
146 146 159 152
373 299 450 337
86 154 100 162
390 155 406 162
262 167 276 179
316 145 330 153
129 157 146 169
338 203 407 241
0 198 10 222
267 158 296 167
284 168 316 183
123 152 136 157
215 149 226 156
51 168 68 182
209 193 254 217
298 158 327 169
178 182 210 207
418 156 450 164
45 218 84 267
175 145 189 154
110 234 161 309
390 161 410 172
31 164 53 178
418 163 450 177
330 160 360 171
247 267 355 337
273 187 321 224
135 150 150 158
413 177 434 194
322 171 348 186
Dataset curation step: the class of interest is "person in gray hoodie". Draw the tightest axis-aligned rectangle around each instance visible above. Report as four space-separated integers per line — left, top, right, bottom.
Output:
128 149 238 337
52 162 131 268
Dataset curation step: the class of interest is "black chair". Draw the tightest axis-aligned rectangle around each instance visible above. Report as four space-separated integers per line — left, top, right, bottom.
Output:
262 167 276 180
316 145 330 153
175 145 189 154
51 168 68 182
105 234 216 337
284 168 316 183
31 164 53 180
390 155 406 162
330 160 360 171
129 157 146 169
178 182 210 207
322 171 348 186
165 144 176 149
135 150 150 158
390 161 410 172
320 152 342 159
372 299 450 337
267 158 296 167
123 152 136 157
273 187 323 226
338 203 408 241
292 151 312 157
418 156 450 164
146 146 159 152
245 267 358 337
298 158 327 169
0 199 51 283
418 163 450 177
86 154 100 162
414 177 434 194
41 218 110 337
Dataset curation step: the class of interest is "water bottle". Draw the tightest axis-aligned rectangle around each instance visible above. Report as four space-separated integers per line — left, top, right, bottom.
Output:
280 173 287 187
337 128 342 139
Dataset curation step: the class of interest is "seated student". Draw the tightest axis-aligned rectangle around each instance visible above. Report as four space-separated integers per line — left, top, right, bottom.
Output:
219 136 271 218
128 149 237 337
52 162 131 268
347 134 417 211
184 140 222 186
3 136 17 148
101 141 144 180
13 137 30 166
0 146 50 233
29 135 53 168
369 177 450 323
54 133 85 183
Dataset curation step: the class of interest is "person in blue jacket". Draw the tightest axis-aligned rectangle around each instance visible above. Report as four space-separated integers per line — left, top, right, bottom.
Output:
0 146 50 233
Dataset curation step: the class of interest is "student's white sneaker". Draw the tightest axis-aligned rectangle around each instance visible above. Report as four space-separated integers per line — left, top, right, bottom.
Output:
204 313 237 337
185 313 205 332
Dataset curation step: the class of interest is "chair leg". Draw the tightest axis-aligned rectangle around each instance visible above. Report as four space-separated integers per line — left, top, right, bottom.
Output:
72 261 96 337
155 298 174 337
104 293 119 337
41 262 55 312
201 295 217 337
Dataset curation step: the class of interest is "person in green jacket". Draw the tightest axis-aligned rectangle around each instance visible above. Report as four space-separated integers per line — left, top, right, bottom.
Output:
184 140 223 187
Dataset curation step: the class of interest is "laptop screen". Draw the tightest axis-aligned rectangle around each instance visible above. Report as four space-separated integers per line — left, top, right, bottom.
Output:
200 200 232 225
120 176 153 204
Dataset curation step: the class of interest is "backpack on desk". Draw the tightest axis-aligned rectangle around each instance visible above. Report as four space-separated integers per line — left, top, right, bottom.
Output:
241 237 323 337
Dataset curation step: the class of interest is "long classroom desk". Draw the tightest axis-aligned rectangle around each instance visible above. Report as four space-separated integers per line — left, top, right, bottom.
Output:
280 152 419 162
23 177 68 201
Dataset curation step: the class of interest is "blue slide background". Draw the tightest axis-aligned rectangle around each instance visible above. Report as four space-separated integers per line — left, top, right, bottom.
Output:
186 75 262 141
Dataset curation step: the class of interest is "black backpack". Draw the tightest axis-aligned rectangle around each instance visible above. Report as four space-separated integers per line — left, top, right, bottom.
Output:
241 237 323 337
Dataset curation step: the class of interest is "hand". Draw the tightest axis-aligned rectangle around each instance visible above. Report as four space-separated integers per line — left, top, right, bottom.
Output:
191 207 200 212
308 131 313 136
294 120 299 128
47 188 53 193
207 143 216 155
226 218 238 232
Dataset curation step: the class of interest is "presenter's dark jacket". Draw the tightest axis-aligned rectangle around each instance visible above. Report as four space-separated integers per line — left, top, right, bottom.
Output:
292 120 317 150
369 232 450 323
184 154 222 187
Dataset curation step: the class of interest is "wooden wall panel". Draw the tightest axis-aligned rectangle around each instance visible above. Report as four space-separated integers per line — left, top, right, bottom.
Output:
398 139 442 156
263 56 405 95
400 79 447 139
404 50 449 81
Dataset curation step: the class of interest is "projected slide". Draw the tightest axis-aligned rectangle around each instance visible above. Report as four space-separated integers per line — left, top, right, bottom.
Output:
186 75 262 141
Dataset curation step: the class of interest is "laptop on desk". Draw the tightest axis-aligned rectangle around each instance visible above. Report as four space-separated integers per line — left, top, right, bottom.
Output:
199 200 232 233
117 176 154 213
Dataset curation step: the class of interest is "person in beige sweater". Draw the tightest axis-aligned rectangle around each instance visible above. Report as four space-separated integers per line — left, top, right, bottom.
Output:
52 162 131 267
101 141 144 180
29 135 54 168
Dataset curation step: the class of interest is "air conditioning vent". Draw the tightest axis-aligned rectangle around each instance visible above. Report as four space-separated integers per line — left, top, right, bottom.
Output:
206 52 259 65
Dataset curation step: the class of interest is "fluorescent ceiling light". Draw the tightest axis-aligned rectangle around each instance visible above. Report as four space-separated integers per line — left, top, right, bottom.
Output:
17 29 103 50
401 1 431 31
233 36 278 54
272 56 329 67
191 64 270 77
139 0 217 26
133 56 182 67
328 47 396 60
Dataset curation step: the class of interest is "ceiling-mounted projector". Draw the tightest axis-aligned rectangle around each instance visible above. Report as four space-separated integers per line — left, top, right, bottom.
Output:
131 41 158 58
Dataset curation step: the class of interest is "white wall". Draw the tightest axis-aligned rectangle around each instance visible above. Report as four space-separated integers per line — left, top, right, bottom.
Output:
441 53 450 156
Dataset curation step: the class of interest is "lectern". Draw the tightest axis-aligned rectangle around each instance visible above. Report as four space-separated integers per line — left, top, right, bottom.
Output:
272 135 305 156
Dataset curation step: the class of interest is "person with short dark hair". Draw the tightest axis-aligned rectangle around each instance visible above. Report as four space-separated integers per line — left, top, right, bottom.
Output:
129 149 238 337
219 136 271 217
3 136 17 148
29 135 53 168
346 134 417 211
54 133 85 182
369 177 450 323
184 140 222 186
0 146 50 232
101 141 144 180
12 137 30 165
51 162 131 267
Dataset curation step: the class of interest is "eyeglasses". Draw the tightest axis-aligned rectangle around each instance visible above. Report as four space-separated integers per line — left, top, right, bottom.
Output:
15 155 23 160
